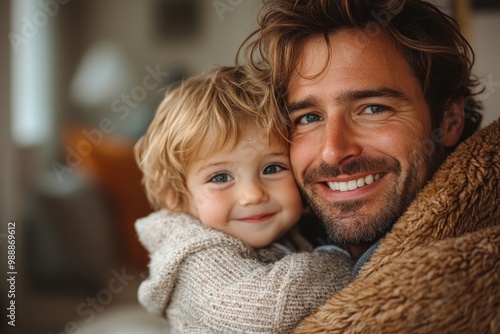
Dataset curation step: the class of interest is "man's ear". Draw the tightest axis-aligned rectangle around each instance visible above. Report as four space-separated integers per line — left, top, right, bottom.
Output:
440 96 465 148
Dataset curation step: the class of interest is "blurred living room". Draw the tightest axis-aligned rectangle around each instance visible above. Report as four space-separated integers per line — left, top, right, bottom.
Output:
0 0 499 333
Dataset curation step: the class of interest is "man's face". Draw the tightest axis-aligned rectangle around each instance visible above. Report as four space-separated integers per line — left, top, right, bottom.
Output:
287 30 444 245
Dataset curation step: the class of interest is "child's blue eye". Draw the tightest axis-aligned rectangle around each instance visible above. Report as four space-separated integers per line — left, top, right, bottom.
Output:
263 165 283 175
211 173 233 183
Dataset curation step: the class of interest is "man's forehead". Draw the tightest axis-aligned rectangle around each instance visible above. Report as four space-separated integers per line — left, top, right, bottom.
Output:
292 30 397 77
287 30 419 102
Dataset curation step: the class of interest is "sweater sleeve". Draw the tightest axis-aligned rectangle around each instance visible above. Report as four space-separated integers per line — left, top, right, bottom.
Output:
171 243 353 333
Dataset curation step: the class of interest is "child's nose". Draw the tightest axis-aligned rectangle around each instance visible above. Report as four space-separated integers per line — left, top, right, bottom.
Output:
239 180 269 206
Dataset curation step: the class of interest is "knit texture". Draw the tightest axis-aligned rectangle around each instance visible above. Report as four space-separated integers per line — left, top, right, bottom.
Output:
136 210 354 333
294 119 500 333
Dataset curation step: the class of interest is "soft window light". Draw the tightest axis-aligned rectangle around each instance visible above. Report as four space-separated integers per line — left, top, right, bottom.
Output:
10 0 55 146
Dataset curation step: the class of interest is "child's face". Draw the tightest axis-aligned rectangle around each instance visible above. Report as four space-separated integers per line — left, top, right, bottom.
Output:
186 126 303 248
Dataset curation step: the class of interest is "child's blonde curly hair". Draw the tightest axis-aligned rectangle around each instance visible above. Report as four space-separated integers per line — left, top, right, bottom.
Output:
135 65 289 212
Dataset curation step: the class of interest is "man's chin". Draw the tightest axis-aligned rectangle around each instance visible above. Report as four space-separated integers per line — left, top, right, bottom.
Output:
324 222 388 246
303 187 411 244
313 206 399 245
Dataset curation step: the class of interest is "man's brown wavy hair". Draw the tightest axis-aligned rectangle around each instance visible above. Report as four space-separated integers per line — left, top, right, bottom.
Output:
241 0 482 148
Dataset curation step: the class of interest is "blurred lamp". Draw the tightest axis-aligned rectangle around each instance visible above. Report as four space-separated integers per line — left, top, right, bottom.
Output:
69 42 133 109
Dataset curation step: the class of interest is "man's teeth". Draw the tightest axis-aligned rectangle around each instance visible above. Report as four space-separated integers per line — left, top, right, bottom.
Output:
327 174 381 192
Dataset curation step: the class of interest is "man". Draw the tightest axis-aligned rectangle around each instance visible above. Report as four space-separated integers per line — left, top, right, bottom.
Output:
244 0 499 332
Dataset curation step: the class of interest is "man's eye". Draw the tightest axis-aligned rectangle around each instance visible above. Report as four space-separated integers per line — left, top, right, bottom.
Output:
297 114 322 124
263 164 283 175
363 105 389 114
210 173 233 183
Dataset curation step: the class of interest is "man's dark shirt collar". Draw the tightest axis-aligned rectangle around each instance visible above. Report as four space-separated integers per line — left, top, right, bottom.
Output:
350 240 380 280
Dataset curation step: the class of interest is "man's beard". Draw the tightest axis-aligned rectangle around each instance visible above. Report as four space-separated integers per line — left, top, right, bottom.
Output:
299 148 444 246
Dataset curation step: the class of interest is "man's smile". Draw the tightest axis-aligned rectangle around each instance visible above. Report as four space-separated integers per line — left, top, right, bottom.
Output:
326 173 382 192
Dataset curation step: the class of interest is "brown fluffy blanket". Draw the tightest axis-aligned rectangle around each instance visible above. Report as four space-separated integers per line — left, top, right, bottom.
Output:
294 119 500 333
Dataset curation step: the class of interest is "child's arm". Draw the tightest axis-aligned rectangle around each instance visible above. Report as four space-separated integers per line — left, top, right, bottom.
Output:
175 243 352 333
137 210 353 333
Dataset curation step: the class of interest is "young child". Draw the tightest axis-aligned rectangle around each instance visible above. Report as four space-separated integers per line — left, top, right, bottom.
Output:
134 66 353 333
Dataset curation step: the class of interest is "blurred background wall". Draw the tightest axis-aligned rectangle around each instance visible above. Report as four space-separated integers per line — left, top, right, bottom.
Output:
0 0 499 333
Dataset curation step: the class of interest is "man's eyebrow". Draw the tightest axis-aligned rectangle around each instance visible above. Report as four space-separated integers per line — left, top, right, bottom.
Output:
287 88 411 114
335 88 411 104
287 96 320 114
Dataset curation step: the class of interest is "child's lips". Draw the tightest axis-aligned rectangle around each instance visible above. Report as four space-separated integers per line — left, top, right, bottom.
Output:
237 213 275 223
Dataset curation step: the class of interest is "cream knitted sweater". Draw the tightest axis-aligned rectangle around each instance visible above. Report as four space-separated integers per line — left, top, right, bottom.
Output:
136 210 353 333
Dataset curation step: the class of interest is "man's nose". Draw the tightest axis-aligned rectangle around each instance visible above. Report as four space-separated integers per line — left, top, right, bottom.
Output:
321 116 363 166
238 179 269 206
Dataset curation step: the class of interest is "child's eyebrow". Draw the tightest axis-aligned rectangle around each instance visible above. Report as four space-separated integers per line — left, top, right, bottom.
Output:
266 152 289 159
194 162 230 174
193 150 289 174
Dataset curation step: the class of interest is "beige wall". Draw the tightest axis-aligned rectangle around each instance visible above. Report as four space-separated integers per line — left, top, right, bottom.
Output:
1 0 14 222
53 0 261 142
0 0 13 328
83 0 259 67
471 10 500 127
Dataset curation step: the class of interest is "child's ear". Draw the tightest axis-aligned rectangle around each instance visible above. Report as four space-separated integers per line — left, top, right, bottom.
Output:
178 192 199 219
165 191 179 211
440 96 465 148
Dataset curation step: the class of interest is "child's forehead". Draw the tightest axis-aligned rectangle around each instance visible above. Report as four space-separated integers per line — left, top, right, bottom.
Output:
190 127 289 170
230 125 286 149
